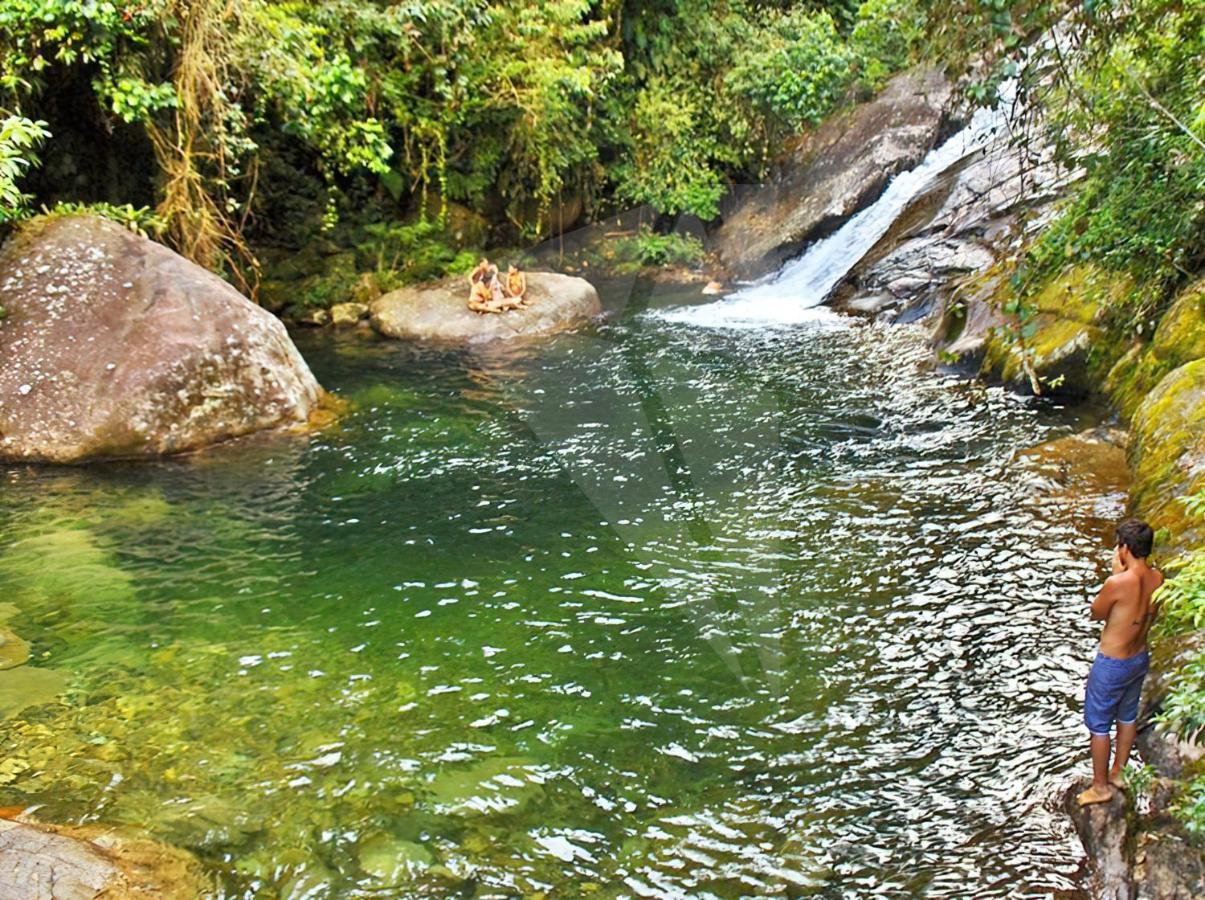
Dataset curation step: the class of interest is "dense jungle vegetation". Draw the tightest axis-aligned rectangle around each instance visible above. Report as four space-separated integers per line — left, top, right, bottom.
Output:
0 0 1055 280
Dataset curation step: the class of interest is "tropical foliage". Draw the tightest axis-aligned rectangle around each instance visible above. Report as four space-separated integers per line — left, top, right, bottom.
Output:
0 0 937 273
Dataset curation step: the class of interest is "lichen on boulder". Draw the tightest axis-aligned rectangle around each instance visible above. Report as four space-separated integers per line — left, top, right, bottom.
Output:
0 215 325 463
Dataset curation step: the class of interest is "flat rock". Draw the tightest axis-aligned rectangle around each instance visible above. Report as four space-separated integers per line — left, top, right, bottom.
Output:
0 215 323 463
712 67 952 276
0 819 209 899
370 272 600 344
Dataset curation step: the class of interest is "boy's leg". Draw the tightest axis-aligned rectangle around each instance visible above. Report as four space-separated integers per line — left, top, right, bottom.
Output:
1110 662 1148 787
1079 657 1116 805
1111 722 1137 787
1078 734 1114 805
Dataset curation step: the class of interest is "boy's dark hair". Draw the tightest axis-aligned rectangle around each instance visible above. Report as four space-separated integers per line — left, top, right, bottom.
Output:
1116 518 1154 558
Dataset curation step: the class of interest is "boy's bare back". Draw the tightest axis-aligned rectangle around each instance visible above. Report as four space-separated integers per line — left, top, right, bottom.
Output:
1092 562 1163 659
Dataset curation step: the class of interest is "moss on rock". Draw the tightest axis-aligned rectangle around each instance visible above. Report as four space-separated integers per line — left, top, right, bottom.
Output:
1108 278 1205 420
1129 358 1205 561
980 265 1132 395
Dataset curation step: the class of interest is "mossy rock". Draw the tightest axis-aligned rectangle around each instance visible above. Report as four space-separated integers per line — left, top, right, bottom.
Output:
1129 358 1205 562
981 265 1132 395
1107 277 1205 420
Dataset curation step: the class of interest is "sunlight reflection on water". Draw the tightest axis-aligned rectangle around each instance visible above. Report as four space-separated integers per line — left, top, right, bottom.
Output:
0 306 1124 897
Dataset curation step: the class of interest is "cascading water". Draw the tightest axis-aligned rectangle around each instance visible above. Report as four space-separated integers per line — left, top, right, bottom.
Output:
658 82 1019 329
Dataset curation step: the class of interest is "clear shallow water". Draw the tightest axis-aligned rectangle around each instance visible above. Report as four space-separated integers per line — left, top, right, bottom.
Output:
0 290 1124 897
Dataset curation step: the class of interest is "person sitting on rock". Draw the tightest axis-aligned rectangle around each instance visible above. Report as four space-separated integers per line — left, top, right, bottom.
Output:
486 264 524 313
468 259 496 313
505 265 528 306
468 277 494 314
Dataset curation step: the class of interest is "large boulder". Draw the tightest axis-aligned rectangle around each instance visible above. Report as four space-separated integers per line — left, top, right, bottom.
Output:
0 215 323 463
369 272 600 344
1107 277 1205 420
711 67 952 276
979 265 1131 396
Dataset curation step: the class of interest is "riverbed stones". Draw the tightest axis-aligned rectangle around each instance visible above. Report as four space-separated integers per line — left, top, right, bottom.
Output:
0 214 324 463
0 819 210 899
712 66 952 276
370 272 600 344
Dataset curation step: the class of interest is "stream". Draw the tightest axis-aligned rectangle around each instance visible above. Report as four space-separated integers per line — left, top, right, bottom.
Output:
0 279 1126 896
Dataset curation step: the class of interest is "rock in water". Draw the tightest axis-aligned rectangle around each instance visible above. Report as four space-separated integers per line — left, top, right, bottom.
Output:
370 272 600 344
711 67 952 276
0 819 210 899
0 215 323 463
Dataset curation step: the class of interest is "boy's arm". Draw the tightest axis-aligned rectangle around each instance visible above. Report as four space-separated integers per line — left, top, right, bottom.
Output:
1090 577 1117 621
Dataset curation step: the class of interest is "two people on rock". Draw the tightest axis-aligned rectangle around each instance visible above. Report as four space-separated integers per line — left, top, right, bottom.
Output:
468 258 527 314
1078 518 1163 806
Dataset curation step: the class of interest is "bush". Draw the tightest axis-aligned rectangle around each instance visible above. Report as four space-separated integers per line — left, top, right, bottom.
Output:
725 11 854 132
0 114 48 223
851 0 927 88
608 227 705 271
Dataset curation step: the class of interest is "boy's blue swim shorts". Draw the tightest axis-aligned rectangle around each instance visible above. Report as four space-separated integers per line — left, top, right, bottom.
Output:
1084 649 1149 736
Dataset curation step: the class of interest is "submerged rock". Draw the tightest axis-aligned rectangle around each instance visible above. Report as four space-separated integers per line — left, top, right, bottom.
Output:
370 273 600 344
0 666 65 719
712 67 952 276
358 833 434 886
0 215 324 463
0 819 210 899
0 627 30 670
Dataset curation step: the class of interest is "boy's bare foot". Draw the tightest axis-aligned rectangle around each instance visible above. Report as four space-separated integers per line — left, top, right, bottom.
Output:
1077 783 1115 806
1109 772 1127 791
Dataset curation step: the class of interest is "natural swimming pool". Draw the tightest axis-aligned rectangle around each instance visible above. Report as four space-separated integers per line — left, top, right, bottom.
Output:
0 286 1125 896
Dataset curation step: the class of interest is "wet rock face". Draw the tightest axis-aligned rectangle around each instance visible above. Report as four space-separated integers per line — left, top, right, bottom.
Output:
370 272 600 344
837 96 1072 330
712 67 952 276
0 215 323 463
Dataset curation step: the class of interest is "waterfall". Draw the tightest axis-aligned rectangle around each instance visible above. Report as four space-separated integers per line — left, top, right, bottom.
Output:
658 83 1017 329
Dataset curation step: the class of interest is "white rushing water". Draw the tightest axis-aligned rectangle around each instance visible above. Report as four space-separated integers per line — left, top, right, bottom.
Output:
657 82 1018 329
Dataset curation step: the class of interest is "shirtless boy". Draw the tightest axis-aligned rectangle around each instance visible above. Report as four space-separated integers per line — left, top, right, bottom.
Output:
1078 518 1163 806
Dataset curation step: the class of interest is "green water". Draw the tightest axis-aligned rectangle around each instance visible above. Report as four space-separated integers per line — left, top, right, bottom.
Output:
0 287 1123 897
